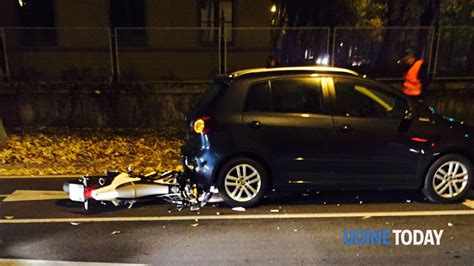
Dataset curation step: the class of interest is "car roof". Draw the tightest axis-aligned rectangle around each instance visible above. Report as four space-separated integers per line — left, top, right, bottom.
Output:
229 66 360 79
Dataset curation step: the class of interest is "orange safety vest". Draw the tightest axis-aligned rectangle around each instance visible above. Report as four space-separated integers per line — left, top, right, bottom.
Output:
402 59 424 96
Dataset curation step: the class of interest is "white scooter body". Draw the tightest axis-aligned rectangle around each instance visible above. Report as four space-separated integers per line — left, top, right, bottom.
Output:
91 173 171 201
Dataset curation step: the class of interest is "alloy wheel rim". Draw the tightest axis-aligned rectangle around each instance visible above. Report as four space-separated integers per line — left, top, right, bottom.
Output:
432 161 469 198
224 164 262 202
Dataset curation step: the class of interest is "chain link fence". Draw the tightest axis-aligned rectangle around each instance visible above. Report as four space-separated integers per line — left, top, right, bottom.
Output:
0 26 472 82
224 27 330 73
333 27 435 79
433 27 474 79
1 27 113 82
115 27 220 81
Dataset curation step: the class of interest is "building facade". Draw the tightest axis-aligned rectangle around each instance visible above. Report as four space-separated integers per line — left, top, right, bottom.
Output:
0 0 272 81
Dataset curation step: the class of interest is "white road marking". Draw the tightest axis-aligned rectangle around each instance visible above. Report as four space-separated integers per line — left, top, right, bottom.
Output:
463 200 474 209
0 258 145 266
2 190 68 202
1 209 474 224
0 175 81 179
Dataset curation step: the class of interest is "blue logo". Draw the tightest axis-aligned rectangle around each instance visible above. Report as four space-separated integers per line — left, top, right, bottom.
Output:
343 229 443 246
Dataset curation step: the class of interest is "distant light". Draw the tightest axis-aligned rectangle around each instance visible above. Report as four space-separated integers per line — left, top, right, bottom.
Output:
18 0 25 7
270 4 277 13
316 55 329 66
295 157 304 161
321 56 329 65
339 42 344 47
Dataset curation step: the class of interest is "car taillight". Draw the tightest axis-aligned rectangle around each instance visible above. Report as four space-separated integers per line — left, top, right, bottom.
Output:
84 187 96 199
191 116 211 134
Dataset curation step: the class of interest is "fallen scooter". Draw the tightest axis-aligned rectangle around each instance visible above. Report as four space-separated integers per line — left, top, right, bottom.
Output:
63 167 214 211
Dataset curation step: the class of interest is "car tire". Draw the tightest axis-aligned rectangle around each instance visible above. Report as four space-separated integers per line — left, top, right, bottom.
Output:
422 154 472 203
217 157 269 208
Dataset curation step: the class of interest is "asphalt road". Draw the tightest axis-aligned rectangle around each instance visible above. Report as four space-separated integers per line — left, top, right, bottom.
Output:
0 177 474 265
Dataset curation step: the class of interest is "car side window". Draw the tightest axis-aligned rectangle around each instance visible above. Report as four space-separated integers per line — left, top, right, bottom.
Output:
333 78 408 119
245 82 272 112
270 78 323 114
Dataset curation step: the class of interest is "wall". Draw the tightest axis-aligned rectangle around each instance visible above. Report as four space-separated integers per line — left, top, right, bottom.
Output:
0 82 206 128
0 81 473 129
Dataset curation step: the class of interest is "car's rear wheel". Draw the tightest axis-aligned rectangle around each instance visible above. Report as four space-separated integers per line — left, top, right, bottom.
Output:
217 157 268 207
422 154 472 203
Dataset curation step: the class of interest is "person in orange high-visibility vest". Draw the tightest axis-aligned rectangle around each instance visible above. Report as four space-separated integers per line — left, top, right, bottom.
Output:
401 52 427 97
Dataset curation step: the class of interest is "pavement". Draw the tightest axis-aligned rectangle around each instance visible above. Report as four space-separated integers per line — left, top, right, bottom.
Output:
0 176 474 265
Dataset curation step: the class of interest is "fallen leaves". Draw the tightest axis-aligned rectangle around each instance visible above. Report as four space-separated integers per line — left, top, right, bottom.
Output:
0 127 184 175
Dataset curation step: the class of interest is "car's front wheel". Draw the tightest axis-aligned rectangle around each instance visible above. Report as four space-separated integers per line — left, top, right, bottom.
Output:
217 157 269 208
422 154 472 203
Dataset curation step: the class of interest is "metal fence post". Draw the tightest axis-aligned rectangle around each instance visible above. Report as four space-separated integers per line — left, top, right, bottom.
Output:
331 27 337 66
426 26 435 79
114 27 120 81
107 28 115 82
432 27 442 80
326 27 330 61
224 27 227 74
218 26 222 74
1 27 10 82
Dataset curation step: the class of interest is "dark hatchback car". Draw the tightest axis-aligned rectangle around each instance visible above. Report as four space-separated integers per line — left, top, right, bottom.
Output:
182 67 473 207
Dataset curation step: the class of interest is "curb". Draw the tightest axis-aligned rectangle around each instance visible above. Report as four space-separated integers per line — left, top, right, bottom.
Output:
0 175 83 179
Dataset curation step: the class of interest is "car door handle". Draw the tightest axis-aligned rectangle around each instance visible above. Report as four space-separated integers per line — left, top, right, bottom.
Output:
249 121 262 129
338 124 352 133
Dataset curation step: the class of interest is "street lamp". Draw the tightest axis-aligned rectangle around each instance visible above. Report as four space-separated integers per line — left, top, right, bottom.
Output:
270 4 277 13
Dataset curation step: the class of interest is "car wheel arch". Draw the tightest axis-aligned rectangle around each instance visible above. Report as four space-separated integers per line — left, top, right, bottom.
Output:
212 152 273 188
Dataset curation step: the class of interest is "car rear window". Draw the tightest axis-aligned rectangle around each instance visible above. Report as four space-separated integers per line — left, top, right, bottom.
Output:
192 79 229 111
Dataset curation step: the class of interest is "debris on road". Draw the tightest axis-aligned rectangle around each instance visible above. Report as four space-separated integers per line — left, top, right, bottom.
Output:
4 216 14 219
232 207 246 212
406 200 412 203
69 222 80 226
448 222 454 227
270 209 279 213
111 230 121 235
216 212 220 215
191 223 199 227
